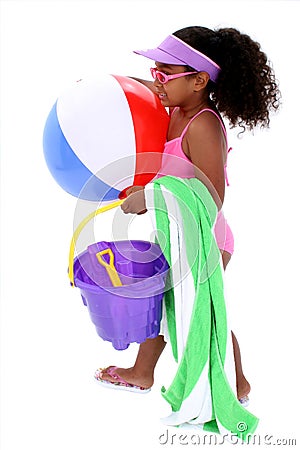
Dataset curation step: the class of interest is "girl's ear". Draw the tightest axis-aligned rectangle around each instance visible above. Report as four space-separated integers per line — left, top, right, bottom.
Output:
193 71 210 91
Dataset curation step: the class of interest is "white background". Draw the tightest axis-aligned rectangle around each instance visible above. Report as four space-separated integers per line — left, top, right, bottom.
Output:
1 1 299 449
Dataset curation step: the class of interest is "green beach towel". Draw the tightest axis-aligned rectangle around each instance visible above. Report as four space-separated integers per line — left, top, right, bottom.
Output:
144 176 259 441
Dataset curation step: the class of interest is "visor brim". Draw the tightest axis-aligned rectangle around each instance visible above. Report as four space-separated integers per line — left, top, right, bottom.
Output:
133 48 186 66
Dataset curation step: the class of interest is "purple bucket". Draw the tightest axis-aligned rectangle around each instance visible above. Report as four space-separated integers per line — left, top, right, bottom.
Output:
73 240 169 350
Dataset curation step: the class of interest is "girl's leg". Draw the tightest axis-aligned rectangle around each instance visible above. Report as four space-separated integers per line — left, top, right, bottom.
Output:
232 331 251 399
99 335 166 388
222 251 251 400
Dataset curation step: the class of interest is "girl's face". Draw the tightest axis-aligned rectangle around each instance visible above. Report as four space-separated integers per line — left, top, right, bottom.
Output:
153 62 197 107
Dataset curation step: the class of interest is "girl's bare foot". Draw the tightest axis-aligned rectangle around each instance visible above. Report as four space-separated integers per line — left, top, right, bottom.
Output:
96 336 166 389
97 366 154 389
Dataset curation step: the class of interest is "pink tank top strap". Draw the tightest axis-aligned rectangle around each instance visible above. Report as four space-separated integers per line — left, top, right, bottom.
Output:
180 108 228 142
179 108 232 186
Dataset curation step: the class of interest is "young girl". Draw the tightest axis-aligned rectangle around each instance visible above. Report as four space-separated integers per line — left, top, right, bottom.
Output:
95 26 280 404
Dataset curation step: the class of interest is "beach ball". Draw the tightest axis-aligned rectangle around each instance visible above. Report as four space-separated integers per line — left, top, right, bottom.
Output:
43 75 169 202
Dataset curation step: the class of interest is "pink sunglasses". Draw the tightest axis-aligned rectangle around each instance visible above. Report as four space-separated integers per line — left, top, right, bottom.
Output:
150 67 197 84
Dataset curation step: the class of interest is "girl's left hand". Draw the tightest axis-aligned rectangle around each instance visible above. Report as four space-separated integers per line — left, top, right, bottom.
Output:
121 188 147 215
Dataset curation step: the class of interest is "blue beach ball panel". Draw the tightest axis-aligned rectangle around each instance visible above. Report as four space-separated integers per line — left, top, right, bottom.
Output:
43 102 120 201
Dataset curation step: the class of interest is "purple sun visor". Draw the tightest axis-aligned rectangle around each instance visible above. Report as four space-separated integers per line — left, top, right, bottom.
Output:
134 34 221 83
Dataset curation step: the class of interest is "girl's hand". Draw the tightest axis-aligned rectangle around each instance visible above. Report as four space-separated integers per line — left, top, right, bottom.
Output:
125 185 145 196
121 186 147 215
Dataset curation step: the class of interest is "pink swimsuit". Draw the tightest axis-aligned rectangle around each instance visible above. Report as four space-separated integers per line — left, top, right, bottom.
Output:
156 108 234 255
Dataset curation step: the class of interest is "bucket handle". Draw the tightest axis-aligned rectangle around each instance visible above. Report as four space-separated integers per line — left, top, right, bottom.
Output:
95 249 123 287
68 199 124 287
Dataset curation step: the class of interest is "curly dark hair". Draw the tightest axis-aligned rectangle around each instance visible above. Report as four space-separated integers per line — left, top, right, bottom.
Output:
173 26 281 131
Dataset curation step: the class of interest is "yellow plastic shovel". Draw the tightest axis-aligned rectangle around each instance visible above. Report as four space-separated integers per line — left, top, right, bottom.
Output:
95 248 123 287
